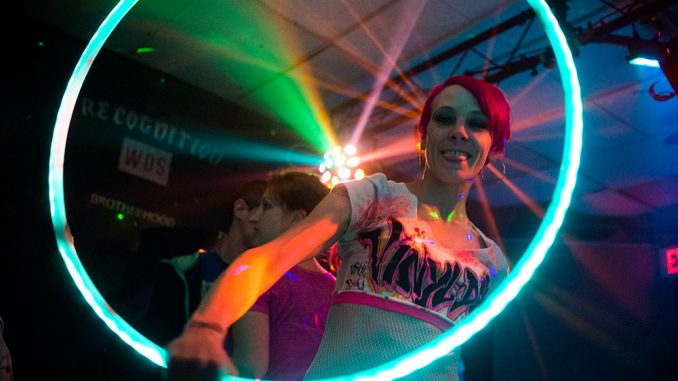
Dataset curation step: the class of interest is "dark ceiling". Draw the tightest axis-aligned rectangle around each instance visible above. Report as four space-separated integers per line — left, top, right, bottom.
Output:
26 0 678 240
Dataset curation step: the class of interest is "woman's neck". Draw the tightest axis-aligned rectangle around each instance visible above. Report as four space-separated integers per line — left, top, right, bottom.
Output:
407 173 474 224
218 234 247 264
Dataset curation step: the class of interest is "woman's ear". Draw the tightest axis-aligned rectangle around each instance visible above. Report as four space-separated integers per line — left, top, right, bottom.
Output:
288 209 307 226
233 199 249 221
418 139 426 151
418 141 427 172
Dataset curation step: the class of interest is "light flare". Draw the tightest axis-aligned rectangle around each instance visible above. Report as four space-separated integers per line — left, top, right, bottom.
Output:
487 163 545 219
340 0 427 105
358 137 417 164
348 0 428 146
532 290 619 350
504 157 557 184
193 2 338 152
518 302 550 380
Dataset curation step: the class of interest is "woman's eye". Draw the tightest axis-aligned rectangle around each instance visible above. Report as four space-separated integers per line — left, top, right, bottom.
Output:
469 120 487 129
433 113 455 124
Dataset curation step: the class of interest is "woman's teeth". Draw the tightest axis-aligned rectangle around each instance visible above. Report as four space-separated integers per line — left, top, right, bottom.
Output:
441 150 470 160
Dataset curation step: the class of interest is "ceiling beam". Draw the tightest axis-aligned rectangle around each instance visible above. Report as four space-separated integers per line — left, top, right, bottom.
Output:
579 0 675 45
330 8 537 115
353 0 676 135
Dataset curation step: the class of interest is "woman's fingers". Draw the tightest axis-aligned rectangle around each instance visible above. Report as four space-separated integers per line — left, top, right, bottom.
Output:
167 330 238 381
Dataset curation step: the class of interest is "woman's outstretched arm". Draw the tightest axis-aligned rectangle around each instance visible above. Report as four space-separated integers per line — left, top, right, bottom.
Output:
167 187 350 379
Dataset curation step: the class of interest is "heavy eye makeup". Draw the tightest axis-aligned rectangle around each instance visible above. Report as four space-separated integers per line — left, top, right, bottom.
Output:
433 107 488 130
432 107 456 124
467 117 488 129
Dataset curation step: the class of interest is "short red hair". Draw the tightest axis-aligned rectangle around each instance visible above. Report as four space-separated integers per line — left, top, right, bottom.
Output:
417 76 511 160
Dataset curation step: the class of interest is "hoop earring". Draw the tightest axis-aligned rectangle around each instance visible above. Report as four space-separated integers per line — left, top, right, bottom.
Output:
418 150 426 179
480 159 506 185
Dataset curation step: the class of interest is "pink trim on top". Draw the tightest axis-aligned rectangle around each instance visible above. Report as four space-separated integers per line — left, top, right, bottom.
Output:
332 292 452 331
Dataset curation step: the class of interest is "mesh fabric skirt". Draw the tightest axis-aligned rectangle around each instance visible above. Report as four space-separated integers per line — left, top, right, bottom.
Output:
304 303 458 381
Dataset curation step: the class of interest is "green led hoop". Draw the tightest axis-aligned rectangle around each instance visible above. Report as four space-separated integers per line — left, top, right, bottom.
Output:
48 0 581 379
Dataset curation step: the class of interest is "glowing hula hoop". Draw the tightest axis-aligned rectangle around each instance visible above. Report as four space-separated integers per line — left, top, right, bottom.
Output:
48 0 581 379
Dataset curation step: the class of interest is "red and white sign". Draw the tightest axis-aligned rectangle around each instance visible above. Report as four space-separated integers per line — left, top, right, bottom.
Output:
118 137 172 186
664 247 678 276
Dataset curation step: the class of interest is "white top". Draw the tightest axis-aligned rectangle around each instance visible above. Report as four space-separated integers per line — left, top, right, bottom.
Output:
336 172 508 326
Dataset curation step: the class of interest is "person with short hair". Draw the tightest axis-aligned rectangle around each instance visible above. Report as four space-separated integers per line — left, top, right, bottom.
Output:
230 171 336 381
162 179 267 354
163 179 268 316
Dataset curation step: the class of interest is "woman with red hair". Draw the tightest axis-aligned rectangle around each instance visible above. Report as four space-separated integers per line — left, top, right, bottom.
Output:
168 76 512 381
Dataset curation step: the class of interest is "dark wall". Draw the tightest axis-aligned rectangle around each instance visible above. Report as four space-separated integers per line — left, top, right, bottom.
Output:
491 239 678 380
3 18 154 381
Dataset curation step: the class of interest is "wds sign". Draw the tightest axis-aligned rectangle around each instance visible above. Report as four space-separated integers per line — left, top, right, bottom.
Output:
118 137 172 186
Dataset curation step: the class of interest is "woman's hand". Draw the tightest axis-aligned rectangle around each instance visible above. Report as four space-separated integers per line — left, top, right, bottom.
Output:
167 324 237 381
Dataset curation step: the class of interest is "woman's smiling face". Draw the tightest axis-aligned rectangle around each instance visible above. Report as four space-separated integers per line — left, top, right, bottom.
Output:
423 84 493 183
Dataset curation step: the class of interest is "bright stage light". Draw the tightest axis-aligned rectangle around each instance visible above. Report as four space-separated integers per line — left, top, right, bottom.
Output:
629 57 660 67
319 145 363 187
626 39 663 68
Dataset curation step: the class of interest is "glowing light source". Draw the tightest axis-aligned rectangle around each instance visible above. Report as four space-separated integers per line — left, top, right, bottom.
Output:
48 0 582 379
628 57 660 67
626 40 662 68
135 47 155 54
319 145 364 187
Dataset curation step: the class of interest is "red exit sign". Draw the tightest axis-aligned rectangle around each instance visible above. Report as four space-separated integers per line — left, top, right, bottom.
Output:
662 246 678 277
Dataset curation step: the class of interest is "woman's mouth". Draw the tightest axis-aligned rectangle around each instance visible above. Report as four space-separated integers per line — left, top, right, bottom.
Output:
440 149 471 162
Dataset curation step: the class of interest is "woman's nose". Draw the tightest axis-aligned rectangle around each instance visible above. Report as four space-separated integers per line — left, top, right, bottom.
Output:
249 205 262 223
448 120 469 140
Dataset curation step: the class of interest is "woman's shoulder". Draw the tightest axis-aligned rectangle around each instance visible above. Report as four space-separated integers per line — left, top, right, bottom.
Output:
470 225 509 276
354 172 389 187
338 173 417 239
343 172 410 198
